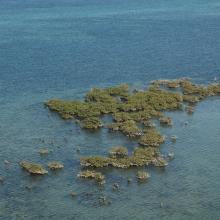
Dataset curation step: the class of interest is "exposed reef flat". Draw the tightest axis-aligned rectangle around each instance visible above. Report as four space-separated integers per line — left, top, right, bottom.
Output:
20 160 48 175
80 147 158 169
48 161 64 170
45 78 220 185
77 170 105 185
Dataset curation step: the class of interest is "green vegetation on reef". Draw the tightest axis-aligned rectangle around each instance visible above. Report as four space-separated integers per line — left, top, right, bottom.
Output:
108 120 142 137
46 100 103 120
159 116 173 126
20 160 48 175
77 170 105 185
81 117 103 129
80 147 161 168
183 95 199 104
109 146 128 158
45 78 220 186
48 161 64 170
139 128 165 147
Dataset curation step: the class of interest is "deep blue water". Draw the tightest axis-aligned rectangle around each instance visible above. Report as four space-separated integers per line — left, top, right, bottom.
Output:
0 0 220 219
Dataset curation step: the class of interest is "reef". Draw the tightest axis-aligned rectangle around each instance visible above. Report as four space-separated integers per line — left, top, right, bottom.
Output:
45 78 220 186
152 156 168 167
109 146 128 158
20 160 48 175
139 128 165 147
159 116 173 126
48 161 64 170
108 120 142 137
80 147 161 168
77 170 105 185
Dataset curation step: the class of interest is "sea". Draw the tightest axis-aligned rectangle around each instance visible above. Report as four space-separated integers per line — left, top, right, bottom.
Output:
0 0 220 219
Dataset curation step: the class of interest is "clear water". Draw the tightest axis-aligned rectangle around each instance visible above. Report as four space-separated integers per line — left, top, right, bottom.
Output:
0 0 220 219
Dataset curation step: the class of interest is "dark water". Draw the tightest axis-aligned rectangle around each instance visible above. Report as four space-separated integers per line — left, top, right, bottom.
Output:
0 0 220 219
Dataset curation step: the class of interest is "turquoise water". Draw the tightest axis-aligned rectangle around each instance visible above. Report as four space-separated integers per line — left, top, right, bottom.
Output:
0 0 220 219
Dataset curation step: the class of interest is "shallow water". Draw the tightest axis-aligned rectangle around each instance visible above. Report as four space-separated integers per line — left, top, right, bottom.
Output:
0 0 220 219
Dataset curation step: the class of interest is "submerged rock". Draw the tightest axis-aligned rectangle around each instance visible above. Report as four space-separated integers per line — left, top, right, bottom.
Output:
186 106 194 114
70 192 77 197
39 148 49 155
98 196 111 206
0 176 5 183
127 178 132 184
112 183 120 191
170 135 177 142
4 160 10 165
167 152 175 160
137 171 150 181
20 160 48 175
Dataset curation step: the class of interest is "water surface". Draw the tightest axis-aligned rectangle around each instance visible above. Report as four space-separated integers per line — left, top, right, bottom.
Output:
0 0 220 219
